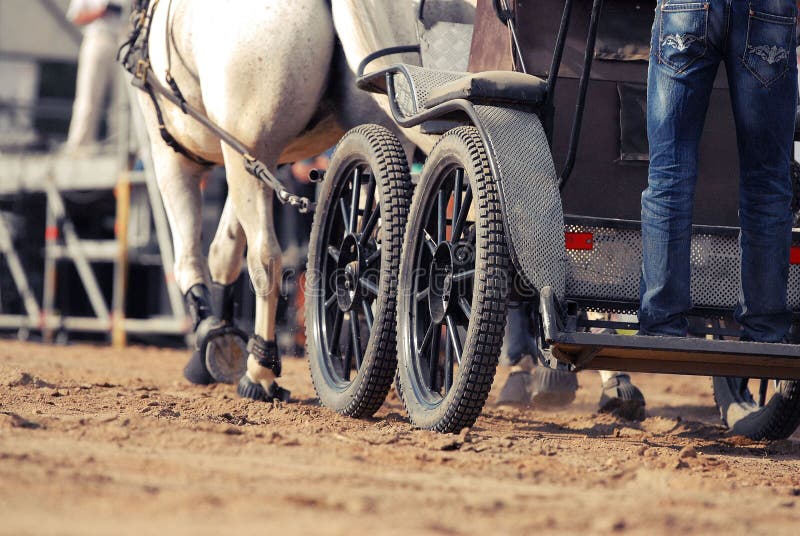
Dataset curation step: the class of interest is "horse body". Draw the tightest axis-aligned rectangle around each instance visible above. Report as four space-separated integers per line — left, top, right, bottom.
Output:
137 0 429 394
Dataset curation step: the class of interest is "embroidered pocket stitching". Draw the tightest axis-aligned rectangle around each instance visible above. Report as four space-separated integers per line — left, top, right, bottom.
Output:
657 2 709 74
741 8 795 87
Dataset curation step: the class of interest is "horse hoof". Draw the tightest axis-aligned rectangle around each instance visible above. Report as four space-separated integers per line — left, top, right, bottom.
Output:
183 350 215 385
496 370 533 406
205 331 248 384
530 366 578 408
237 375 291 402
598 374 646 421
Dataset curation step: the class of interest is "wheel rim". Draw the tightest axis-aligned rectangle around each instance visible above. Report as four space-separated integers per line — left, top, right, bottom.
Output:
317 162 381 388
408 165 475 405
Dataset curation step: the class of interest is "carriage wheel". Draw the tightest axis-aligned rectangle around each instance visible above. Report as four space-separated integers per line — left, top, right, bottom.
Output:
396 126 508 432
712 377 800 440
306 125 412 418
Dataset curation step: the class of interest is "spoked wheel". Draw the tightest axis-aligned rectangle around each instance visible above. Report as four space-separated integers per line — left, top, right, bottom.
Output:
396 126 508 433
713 376 800 440
306 125 412 418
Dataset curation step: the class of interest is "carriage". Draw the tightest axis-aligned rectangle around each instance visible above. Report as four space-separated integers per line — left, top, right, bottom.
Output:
303 0 800 440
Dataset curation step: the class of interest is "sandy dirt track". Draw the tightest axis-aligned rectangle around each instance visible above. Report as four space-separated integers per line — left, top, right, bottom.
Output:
2 340 800 535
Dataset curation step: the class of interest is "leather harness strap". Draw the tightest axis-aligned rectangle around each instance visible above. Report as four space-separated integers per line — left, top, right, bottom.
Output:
119 0 316 213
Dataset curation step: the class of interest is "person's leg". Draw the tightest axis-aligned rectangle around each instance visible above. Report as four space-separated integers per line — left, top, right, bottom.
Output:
725 0 797 342
640 0 723 335
496 302 537 405
65 18 118 151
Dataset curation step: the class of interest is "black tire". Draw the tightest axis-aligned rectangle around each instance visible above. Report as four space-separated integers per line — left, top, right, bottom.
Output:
306 125 412 418
713 377 800 440
396 126 509 432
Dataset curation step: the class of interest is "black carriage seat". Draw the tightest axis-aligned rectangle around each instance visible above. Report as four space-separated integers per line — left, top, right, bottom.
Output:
425 71 547 108
425 70 548 109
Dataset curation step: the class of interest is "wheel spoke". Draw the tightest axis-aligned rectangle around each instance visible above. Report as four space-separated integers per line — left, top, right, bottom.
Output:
458 297 471 321
360 277 379 297
365 246 381 267
452 269 474 283
437 189 447 243
416 287 430 302
451 169 463 241
451 188 472 243
444 330 453 393
423 230 437 253
329 309 344 354
418 322 435 354
350 310 363 370
360 206 380 245
349 168 362 233
327 245 340 262
362 300 374 331
758 378 769 407
445 315 463 365
430 323 441 392
343 327 353 381
338 198 350 232
360 177 376 234
325 294 337 310
427 324 440 390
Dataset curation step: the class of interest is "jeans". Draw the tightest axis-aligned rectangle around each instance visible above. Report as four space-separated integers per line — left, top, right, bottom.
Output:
640 0 797 341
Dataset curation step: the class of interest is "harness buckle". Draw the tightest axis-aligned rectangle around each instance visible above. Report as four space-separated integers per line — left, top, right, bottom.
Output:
135 59 150 83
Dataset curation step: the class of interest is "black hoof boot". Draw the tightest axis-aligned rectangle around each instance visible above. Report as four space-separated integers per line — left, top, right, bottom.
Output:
237 375 291 402
599 373 646 421
530 364 579 408
210 282 237 323
183 284 215 385
183 350 215 385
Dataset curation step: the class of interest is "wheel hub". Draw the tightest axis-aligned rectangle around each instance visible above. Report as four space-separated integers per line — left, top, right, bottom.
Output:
429 243 455 324
336 234 363 311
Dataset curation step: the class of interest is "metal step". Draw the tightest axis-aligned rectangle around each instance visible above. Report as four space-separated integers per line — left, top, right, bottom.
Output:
550 330 800 380
539 286 800 380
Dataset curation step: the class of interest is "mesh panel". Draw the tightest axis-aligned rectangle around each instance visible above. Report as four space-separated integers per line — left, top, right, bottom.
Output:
390 65 467 117
473 105 567 298
565 222 800 311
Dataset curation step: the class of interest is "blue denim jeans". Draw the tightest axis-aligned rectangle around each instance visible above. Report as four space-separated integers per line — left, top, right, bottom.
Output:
640 0 797 341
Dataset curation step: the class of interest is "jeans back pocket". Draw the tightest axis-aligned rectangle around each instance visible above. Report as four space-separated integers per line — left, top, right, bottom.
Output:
742 7 796 87
657 1 709 74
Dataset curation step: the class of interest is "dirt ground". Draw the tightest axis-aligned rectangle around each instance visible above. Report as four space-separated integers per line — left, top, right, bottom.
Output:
1 340 800 535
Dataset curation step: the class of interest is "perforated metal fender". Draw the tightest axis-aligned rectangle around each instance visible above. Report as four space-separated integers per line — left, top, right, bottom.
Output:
471 105 567 299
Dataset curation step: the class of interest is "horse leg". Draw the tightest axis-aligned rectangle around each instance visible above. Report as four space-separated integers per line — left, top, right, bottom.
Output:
219 145 287 401
209 197 246 318
198 197 251 383
148 142 219 384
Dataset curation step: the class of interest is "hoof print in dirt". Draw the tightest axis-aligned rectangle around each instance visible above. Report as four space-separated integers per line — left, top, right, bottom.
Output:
237 375 291 402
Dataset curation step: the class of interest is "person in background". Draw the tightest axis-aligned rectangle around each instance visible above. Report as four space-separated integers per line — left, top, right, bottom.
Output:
64 0 124 153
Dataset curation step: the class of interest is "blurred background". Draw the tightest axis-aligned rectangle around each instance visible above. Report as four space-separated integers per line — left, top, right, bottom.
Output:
0 0 318 353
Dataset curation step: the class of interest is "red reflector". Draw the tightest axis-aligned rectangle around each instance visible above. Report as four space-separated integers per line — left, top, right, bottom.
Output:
791 247 800 265
565 232 593 250
44 226 58 241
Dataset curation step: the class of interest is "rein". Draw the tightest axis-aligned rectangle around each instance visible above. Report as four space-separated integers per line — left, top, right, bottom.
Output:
118 0 316 213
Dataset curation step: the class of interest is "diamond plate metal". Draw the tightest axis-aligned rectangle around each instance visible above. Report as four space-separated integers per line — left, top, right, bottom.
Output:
472 105 567 299
565 222 800 311
419 22 473 72
390 65 467 117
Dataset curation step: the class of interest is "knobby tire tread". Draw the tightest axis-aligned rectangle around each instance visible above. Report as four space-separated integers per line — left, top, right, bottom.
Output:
306 125 411 418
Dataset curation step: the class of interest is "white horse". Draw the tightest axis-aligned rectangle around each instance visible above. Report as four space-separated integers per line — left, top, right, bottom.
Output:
135 0 437 399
